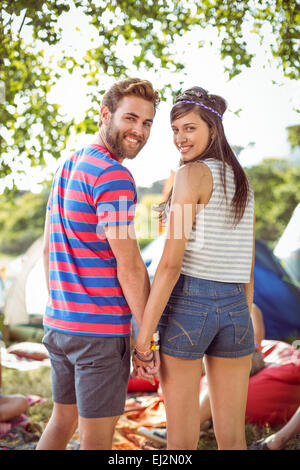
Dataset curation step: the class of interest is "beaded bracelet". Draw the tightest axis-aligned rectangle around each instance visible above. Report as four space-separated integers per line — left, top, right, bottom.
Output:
151 342 160 351
151 331 160 351
133 349 154 363
135 345 152 356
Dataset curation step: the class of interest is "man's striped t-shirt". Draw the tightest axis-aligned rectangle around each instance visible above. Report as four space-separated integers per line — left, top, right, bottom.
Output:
43 144 137 337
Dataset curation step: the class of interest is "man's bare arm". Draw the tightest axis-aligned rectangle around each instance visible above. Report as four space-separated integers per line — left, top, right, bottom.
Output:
104 224 150 327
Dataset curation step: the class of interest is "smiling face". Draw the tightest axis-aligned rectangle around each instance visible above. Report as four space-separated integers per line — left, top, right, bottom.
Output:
171 110 212 162
101 95 155 161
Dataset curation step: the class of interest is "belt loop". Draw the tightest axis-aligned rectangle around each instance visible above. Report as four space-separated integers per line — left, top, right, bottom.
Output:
183 274 190 295
211 280 216 298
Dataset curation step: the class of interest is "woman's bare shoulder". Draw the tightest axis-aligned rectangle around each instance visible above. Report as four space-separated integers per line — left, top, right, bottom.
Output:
177 160 210 177
176 161 212 186
172 162 212 203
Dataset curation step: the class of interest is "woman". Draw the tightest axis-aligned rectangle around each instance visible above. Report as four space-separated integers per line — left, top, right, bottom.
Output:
133 87 255 450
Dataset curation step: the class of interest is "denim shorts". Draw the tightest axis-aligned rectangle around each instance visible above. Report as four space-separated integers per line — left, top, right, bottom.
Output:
158 274 254 359
42 328 130 418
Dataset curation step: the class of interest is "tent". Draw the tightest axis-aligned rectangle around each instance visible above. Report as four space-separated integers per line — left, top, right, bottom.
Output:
254 239 300 340
274 203 300 285
3 237 48 326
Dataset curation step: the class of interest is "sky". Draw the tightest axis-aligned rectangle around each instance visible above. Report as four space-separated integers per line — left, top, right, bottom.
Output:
9 2 300 190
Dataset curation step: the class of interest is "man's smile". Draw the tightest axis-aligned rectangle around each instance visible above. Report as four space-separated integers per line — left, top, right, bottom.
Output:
124 134 142 145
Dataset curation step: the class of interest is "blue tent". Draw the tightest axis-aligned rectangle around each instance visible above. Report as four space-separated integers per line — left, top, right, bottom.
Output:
254 239 300 340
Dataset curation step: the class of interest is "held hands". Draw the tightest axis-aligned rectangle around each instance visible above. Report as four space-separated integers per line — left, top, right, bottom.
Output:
132 334 160 385
132 349 160 385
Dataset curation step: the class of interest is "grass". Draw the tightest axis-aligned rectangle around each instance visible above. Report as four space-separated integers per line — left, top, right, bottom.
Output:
2 366 53 426
2 366 298 450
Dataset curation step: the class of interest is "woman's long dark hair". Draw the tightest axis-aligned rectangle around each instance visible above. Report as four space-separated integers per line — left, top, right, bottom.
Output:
160 87 251 226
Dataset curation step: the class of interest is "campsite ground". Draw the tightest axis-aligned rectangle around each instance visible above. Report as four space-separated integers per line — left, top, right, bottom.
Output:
2 366 299 450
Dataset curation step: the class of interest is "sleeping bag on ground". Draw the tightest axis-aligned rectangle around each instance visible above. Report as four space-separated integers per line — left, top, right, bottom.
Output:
245 340 300 426
127 376 159 393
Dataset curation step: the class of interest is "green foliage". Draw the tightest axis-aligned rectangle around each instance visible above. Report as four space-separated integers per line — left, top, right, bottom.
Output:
246 159 300 245
138 238 155 251
0 1 299 191
0 0 69 54
286 124 300 149
0 189 49 254
135 194 162 241
0 0 73 188
0 39 73 182
77 0 299 80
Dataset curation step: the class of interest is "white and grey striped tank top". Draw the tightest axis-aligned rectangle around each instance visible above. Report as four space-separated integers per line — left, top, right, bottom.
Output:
181 158 254 283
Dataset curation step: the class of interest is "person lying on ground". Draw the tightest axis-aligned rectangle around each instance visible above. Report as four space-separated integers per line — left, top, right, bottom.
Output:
0 394 28 422
249 406 300 450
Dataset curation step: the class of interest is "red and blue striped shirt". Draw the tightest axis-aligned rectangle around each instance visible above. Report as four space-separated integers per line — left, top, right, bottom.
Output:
43 144 137 336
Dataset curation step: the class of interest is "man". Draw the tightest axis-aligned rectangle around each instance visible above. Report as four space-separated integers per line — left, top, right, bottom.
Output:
37 78 160 450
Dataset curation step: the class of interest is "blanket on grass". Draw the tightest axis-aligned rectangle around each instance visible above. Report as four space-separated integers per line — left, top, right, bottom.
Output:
0 394 166 450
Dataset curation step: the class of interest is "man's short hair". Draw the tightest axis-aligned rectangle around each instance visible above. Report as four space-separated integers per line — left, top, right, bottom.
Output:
99 78 160 126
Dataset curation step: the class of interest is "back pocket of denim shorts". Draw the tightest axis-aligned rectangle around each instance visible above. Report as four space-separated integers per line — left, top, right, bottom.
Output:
229 308 253 346
166 304 207 351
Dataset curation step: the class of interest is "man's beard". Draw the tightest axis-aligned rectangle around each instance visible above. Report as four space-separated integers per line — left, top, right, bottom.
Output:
105 118 145 160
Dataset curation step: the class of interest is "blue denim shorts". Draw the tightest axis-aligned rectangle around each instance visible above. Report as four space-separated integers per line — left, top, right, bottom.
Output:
158 274 254 359
42 328 130 418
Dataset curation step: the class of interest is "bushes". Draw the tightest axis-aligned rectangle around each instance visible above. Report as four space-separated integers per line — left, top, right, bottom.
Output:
0 190 49 255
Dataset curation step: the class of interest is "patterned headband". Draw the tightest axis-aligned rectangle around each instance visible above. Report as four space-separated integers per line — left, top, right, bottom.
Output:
177 100 223 120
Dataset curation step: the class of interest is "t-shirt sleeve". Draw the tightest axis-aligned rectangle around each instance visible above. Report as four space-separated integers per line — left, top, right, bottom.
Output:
47 165 61 211
93 166 137 236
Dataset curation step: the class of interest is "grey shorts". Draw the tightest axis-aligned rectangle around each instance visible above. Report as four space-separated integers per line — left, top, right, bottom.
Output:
158 274 255 360
42 328 130 418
